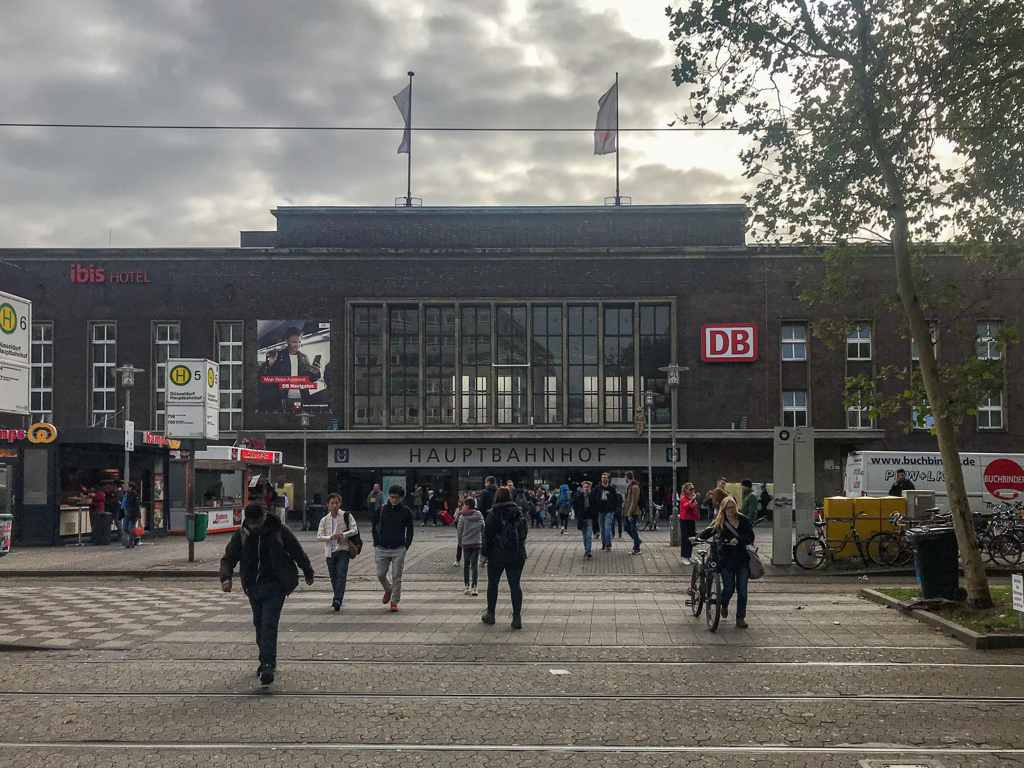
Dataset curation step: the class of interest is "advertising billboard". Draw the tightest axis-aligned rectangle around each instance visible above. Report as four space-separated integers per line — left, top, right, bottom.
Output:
256 321 332 412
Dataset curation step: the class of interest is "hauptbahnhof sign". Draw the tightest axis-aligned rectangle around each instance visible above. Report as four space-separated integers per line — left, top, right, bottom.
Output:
328 442 687 469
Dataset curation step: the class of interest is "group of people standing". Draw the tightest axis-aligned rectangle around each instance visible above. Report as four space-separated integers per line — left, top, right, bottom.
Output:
82 481 143 548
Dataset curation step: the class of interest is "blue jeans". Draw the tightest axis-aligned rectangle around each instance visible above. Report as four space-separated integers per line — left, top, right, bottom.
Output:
581 520 593 553
122 517 138 548
624 515 641 552
247 581 288 668
601 512 615 549
720 567 750 620
326 552 350 605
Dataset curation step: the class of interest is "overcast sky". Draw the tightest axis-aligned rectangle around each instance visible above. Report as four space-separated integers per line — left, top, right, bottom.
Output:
0 0 752 248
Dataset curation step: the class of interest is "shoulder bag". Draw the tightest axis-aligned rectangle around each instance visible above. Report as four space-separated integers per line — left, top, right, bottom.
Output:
725 521 764 579
345 512 363 558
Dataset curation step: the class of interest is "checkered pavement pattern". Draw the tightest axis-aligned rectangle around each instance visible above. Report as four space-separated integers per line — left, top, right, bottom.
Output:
0 586 232 649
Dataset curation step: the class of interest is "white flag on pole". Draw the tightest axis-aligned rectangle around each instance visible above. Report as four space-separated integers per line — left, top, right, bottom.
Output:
394 84 411 154
594 82 617 155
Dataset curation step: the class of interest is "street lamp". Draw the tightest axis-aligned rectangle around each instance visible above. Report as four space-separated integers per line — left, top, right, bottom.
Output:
113 364 145 487
659 364 689 509
299 412 311 517
643 390 655 523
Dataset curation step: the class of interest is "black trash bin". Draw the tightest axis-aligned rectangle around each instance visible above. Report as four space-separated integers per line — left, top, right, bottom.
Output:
305 504 327 531
907 526 962 600
94 512 113 545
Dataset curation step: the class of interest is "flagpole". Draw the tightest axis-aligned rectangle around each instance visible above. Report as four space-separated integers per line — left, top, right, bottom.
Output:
615 71 620 206
406 71 414 207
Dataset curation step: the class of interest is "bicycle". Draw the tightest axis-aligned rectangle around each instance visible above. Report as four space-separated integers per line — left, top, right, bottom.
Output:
866 513 914 566
642 503 664 532
685 537 724 632
793 512 871 569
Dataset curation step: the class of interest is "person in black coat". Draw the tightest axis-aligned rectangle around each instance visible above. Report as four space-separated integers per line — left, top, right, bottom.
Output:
481 488 529 630
693 496 755 628
573 480 598 558
220 504 315 685
121 482 143 548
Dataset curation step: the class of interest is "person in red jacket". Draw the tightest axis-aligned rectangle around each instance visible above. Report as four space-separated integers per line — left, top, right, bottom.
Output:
678 482 701 565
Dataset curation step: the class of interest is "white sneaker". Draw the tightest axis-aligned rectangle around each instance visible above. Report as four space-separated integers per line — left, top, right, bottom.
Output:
471 587 478 596
464 587 471 595
682 557 692 565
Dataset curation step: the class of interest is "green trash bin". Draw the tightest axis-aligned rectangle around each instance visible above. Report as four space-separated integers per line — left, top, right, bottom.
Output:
186 511 209 543
0 512 12 557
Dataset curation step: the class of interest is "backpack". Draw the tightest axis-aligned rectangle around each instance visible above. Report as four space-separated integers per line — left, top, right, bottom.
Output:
559 484 571 506
498 506 526 557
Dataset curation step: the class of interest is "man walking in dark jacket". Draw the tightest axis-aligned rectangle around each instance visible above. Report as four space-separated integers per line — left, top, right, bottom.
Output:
372 485 415 612
220 504 315 686
574 480 598 558
592 472 620 551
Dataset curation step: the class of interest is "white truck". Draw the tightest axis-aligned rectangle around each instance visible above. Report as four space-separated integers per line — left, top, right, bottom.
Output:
845 450 1024 513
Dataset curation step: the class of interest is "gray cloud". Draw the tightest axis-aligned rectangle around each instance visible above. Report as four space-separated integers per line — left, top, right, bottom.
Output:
0 0 753 247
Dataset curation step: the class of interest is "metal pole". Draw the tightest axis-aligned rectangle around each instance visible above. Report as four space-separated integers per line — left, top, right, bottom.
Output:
646 394 653 522
124 388 131 487
403 70 411 204
188 440 196 562
670 383 677 513
303 424 308 514
614 71 620 206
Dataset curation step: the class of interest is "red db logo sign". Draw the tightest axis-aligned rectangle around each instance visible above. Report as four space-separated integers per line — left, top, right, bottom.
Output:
701 324 758 362
983 458 1024 500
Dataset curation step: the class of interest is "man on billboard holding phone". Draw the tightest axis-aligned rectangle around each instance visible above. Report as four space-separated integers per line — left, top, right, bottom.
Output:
263 327 321 411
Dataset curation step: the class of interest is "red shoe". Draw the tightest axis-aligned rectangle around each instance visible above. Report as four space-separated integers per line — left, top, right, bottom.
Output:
390 603 399 612
382 588 392 604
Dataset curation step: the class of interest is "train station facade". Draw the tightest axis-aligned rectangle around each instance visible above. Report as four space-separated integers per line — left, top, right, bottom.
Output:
1 204 1020 538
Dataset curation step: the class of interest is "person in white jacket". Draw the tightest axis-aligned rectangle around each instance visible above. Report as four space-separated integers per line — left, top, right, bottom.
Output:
316 493 358 611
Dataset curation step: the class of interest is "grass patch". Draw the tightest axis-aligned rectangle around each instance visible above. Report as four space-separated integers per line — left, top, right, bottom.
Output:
879 586 1022 634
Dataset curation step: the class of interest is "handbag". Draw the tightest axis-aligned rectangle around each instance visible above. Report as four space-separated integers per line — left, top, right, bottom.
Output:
345 512 363 559
132 524 145 538
725 521 764 580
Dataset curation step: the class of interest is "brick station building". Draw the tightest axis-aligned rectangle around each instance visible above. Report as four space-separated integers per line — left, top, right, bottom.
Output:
1 204 1020 542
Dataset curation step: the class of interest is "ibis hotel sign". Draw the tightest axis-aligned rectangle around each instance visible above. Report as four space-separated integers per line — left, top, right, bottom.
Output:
165 358 220 440
329 442 687 469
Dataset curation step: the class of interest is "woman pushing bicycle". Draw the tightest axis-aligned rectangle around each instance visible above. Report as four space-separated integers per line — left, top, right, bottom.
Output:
691 496 755 629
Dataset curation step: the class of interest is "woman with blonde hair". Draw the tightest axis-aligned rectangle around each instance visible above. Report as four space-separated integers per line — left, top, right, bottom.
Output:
690 495 755 628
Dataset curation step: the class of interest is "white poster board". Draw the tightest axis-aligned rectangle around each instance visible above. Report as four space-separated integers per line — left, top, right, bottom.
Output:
165 358 220 440
0 291 31 416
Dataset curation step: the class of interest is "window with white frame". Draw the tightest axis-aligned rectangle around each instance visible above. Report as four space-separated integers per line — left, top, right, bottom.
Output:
976 321 1002 360
978 391 1003 430
781 323 807 361
30 322 53 421
90 322 117 426
846 390 874 429
782 390 808 427
846 324 871 361
153 322 181 432
217 322 243 432
911 322 938 362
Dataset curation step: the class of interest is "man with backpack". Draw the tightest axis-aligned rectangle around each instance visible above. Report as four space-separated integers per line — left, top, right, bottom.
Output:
558 482 572 534
220 503 315 686
316 493 360 611
481 487 529 630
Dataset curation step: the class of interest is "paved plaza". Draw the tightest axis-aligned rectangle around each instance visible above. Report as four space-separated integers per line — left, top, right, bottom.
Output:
0 524 1022 767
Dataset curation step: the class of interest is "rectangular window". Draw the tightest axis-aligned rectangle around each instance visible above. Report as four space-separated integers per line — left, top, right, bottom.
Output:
781 322 807 361
846 390 873 429
90 322 117 426
153 322 181 432
978 391 1003 430
30 322 54 421
782 390 808 427
495 305 528 425
911 322 938 362
977 321 1002 360
217 322 243 432
532 306 562 425
639 305 671 425
460 306 491 424
568 305 599 424
846 324 871 361
352 307 384 425
603 306 635 423
388 307 420 425
424 306 456 425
